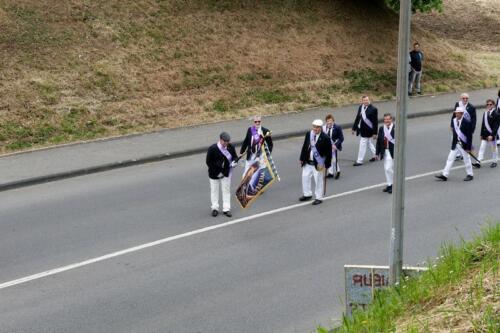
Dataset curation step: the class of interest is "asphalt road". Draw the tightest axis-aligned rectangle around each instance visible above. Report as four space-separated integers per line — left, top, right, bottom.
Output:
0 113 498 333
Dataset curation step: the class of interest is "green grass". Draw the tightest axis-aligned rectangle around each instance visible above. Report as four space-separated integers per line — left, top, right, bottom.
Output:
424 68 463 80
343 69 396 93
318 222 499 333
0 107 106 150
247 89 292 104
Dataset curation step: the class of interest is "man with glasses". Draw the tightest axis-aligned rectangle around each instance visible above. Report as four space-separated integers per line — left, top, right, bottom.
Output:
478 99 499 168
206 132 238 217
240 115 273 175
452 93 477 160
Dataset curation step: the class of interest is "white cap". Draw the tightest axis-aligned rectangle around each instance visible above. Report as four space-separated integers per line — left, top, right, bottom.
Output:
454 107 465 113
312 119 323 127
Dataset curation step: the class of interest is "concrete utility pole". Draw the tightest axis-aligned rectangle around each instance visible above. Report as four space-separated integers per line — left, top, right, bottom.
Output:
389 0 411 285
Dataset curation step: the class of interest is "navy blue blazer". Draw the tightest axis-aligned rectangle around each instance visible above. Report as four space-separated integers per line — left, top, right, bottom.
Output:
480 109 500 138
206 143 238 179
451 118 473 151
376 125 395 159
452 102 477 133
240 126 273 160
299 131 332 169
323 123 344 151
352 104 378 137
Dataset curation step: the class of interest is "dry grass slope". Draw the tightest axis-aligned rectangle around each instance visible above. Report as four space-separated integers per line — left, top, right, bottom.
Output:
0 0 498 152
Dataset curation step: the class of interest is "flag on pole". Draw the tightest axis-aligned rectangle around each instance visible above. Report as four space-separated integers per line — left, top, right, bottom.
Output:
235 143 279 209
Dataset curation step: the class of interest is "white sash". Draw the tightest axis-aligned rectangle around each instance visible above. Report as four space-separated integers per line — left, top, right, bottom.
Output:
484 111 493 134
384 124 395 144
361 106 373 129
458 101 471 121
453 119 468 144
309 131 325 168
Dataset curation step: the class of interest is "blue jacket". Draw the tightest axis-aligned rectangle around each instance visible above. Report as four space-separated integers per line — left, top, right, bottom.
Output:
352 104 378 137
323 123 344 151
451 118 473 151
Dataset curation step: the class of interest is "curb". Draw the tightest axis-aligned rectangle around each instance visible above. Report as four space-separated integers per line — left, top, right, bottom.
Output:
0 107 460 192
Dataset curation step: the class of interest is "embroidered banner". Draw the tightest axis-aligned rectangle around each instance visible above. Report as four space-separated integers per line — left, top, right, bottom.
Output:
235 143 279 209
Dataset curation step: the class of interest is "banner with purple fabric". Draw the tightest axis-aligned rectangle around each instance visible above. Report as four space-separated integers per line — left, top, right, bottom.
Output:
235 143 279 209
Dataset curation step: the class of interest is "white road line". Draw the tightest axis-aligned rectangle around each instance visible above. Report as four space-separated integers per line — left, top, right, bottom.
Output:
0 161 490 291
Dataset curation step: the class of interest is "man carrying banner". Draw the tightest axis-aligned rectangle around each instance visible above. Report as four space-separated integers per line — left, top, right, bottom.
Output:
375 113 395 194
206 132 238 217
435 108 474 182
299 119 332 205
240 115 273 176
323 114 344 179
478 99 500 168
352 95 378 166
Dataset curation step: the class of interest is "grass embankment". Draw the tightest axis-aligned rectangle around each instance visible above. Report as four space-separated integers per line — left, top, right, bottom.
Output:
318 223 499 333
0 0 499 153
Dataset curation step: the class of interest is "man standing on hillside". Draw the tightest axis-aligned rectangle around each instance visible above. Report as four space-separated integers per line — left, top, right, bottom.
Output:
299 119 332 205
478 99 500 168
408 42 424 96
206 132 238 217
376 113 395 193
452 93 477 160
435 108 474 182
352 95 378 166
240 115 273 176
323 114 344 179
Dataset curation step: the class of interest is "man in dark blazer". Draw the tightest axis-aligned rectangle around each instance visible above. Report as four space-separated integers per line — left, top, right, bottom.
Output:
299 119 332 205
436 108 474 181
496 89 500 145
478 99 500 168
206 132 238 217
240 115 273 176
352 95 378 166
376 113 395 193
452 93 477 160
323 114 344 179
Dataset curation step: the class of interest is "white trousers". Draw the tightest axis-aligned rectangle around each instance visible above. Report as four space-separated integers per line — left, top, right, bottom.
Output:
442 146 473 177
302 164 324 200
210 177 231 212
478 139 498 162
328 150 340 175
384 149 394 186
357 137 376 163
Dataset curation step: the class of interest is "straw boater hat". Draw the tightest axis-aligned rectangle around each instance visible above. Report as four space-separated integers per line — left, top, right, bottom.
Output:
312 119 323 127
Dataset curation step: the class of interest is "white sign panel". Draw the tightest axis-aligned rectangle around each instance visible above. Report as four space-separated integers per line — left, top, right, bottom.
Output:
344 265 427 317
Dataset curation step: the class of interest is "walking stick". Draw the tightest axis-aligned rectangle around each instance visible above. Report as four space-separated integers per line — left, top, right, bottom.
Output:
458 142 481 168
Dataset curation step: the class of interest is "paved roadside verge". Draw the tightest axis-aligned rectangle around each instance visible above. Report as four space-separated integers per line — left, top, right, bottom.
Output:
0 88 497 191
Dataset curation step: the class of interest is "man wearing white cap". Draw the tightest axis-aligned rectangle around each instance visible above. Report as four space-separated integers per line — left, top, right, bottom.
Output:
299 119 332 205
452 93 477 160
435 108 474 181
352 95 378 166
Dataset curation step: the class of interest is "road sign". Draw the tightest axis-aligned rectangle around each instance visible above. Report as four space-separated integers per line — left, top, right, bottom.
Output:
344 265 427 317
